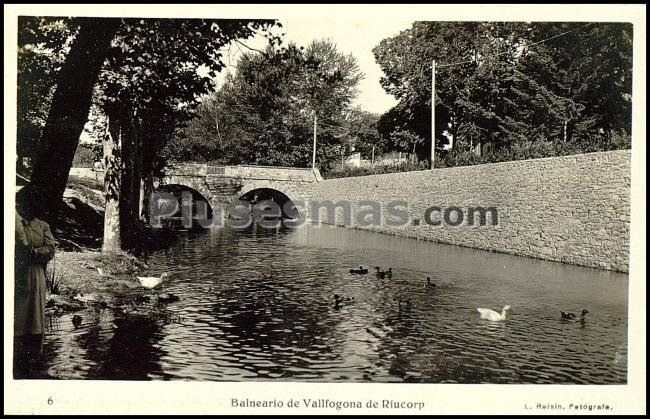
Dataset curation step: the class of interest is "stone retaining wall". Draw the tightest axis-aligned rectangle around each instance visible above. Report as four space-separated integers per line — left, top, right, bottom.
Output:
287 150 631 272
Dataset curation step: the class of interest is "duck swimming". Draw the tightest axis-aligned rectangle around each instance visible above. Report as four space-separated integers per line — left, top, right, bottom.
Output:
72 315 82 329
386 267 393 279
375 267 386 279
137 273 168 289
350 266 369 275
561 309 589 321
426 277 436 288
158 293 180 304
477 305 512 321
333 294 343 310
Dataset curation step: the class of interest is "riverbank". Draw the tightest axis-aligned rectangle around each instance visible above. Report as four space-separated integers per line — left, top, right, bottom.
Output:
36 175 169 315
45 250 150 314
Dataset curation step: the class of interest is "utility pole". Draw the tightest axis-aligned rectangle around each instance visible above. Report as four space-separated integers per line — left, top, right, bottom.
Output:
312 115 317 170
431 59 436 170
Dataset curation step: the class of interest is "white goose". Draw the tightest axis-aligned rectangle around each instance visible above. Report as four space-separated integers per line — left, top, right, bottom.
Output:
136 273 168 289
477 305 512 321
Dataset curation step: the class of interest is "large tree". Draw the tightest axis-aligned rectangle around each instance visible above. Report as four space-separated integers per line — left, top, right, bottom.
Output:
373 22 633 163
29 17 121 228
168 39 363 172
91 18 277 251
19 17 277 249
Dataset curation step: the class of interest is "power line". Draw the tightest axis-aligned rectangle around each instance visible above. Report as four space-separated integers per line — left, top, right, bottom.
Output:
437 22 596 69
317 120 345 129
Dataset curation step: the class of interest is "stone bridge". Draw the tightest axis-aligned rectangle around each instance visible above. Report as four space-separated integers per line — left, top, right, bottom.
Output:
160 163 323 212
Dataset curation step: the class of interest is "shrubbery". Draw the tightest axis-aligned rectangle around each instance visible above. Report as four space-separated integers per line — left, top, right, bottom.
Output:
435 132 631 169
324 131 631 177
324 160 429 179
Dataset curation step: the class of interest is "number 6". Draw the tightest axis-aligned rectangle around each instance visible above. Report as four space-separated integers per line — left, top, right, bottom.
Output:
48 397 53 405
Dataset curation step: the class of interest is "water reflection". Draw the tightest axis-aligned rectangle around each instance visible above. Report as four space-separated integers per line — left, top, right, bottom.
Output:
41 223 627 383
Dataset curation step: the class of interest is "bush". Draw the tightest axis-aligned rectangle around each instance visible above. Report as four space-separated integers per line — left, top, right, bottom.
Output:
435 149 487 168
324 160 429 179
610 129 633 149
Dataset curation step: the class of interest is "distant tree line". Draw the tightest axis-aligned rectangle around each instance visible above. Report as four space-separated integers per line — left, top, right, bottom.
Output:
168 21 632 174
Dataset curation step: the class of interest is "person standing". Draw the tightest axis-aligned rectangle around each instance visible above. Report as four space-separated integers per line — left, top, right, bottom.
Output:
14 185 55 378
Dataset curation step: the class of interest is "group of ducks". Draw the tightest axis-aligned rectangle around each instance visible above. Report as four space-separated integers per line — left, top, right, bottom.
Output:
476 307 589 322
72 267 590 329
350 266 437 289
337 265 435 311
341 266 590 324
349 266 395 280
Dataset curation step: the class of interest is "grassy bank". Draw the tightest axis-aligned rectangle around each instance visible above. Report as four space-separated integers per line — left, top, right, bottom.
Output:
45 250 150 314
40 175 174 315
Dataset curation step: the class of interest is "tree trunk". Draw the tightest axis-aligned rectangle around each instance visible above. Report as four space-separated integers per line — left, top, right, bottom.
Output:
139 176 146 222
30 18 121 228
118 97 142 250
141 162 155 225
140 119 161 226
102 115 122 253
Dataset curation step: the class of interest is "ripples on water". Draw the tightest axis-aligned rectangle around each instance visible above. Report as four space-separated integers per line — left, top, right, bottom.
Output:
41 224 628 383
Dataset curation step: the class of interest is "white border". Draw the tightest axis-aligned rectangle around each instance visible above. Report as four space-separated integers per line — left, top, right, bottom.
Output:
4 4 646 415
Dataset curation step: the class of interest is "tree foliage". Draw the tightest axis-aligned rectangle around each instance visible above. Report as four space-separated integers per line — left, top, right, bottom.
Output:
373 22 633 163
19 16 277 233
168 39 364 172
342 107 385 159
17 17 72 170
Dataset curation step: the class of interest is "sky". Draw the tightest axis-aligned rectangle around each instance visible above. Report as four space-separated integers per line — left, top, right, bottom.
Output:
216 17 416 115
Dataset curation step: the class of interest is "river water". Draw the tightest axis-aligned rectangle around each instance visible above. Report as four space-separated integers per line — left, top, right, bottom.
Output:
41 224 628 383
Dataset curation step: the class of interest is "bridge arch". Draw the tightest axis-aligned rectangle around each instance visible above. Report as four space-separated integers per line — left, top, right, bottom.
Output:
237 186 301 219
160 173 213 206
154 183 214 220
161 164 318 222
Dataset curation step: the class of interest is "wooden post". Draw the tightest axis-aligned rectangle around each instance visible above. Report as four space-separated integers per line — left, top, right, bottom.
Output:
431 60 436 170
312 115 317 170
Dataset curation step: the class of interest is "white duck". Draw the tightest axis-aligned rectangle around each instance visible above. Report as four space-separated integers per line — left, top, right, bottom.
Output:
136 273 168 289
477 305 512 321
